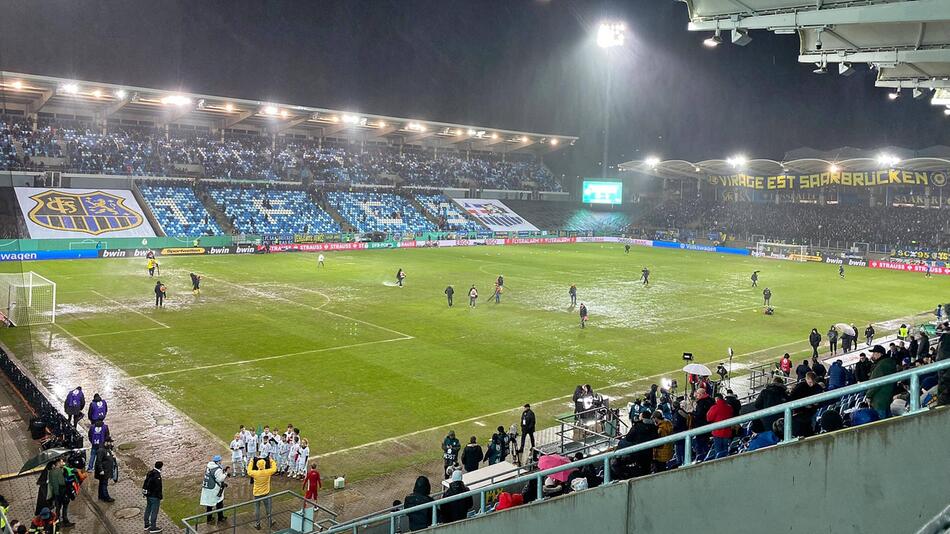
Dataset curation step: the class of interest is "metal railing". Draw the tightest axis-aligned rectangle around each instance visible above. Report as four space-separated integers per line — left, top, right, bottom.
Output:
322 358 950 534
181 490 338 534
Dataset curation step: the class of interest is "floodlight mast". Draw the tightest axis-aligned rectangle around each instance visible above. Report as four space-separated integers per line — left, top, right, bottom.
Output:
597 21 625 180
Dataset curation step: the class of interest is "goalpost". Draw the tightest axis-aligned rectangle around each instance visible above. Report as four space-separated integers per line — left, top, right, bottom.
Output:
755 242 809 262
0 272 56 326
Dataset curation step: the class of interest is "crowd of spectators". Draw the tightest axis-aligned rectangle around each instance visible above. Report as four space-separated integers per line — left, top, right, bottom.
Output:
627 198 947 249
0 118 560 191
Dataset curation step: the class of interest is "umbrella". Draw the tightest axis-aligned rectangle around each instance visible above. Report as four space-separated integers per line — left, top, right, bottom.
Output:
834 323 856 337
19 448 72 474
682 363 712 376
537 454 575 483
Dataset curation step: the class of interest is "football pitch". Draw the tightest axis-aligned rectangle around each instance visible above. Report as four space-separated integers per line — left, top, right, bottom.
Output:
0 244 941 473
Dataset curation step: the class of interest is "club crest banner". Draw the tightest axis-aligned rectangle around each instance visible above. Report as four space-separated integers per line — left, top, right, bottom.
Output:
15 187 156 238
707 169 949 190
452 198 539 231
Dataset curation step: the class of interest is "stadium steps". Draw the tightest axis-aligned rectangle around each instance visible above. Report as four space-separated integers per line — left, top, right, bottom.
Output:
197 188 238 235
130 181 167 237
308 190 355 232
406 193 443 227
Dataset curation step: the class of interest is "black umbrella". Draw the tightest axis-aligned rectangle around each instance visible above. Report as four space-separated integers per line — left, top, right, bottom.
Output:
19 448 72 474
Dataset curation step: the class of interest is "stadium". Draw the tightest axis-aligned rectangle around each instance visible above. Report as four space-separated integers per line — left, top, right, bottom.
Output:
0 1 949 533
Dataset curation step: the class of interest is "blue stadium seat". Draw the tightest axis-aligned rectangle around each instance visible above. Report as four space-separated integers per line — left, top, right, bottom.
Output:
139 185 222 237
326 191 436 233
414 194 484 232
208 187 340 235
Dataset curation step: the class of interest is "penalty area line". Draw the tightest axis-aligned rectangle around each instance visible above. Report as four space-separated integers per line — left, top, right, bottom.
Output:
129 336 412 379
205 275 414 340
76 326 169 339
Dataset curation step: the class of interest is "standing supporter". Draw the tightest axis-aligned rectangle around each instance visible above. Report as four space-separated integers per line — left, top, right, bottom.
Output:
460 436 483 473
854 352 873 382
753 377 788 432
142 461 164 533
403 476 435 531
808 329 821 358
867 345 897 418
705 394 734 460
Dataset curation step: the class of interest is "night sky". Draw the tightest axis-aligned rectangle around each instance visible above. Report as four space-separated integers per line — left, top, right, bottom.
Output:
1 0 947 178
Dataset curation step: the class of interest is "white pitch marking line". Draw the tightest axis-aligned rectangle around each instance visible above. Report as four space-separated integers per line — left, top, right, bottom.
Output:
90 290 170 329
77 326 169 339
129 336 411 379
206 275 414 340
313 337 812 459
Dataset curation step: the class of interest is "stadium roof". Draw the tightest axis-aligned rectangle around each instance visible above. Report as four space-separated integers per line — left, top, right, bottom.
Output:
679 0 950 109
0 72 577 154
619 145 950 180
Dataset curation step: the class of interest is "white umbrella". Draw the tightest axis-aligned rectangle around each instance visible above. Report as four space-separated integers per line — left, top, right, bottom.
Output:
682 363 712 376
834 323 856 337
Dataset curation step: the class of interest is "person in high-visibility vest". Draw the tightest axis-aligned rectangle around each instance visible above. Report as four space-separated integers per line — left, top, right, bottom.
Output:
899 324 909 340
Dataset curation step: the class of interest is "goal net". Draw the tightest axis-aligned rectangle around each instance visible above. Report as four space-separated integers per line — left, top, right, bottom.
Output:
0 272 56 326
755 242 809 262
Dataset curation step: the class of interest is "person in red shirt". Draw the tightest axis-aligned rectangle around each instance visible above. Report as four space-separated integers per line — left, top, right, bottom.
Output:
779 353 792 376
302 463 322 506
705 394 735 460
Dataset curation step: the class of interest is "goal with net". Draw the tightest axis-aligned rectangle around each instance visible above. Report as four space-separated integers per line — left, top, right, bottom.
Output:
0 272 56 326
755 242 809 262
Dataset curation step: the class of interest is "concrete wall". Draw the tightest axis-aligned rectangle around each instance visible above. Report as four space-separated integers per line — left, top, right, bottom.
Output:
430 407 950 534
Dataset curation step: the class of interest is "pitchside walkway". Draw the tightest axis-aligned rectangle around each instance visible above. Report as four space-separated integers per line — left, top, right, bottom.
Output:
0 355 177 533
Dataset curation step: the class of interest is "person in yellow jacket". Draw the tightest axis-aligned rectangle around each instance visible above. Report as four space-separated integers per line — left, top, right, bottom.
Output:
247 457 277 530
651 411 675 473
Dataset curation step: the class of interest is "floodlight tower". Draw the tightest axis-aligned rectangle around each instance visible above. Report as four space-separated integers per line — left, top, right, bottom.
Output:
597 21 625 180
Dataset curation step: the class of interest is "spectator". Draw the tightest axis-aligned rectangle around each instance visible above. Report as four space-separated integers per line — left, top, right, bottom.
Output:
938 327 950 406
724 389 742 416
439 470 473 524
747 418 784 452
827 360 847 390
753 377 788 432
918 332 930 358
460 436 483 473
850 400 880 426
811 357 826 380
671 399 689 464
854 352 873 382
87 392 108 423
789 372 823 437
827 326 838 355
247 457 278 530
691 389 715 460
46 458 72 528
29 507 57 534
795 359 811 382
143 461 164 533
403 477 435 531
93 439 117 502
493 491 523 512
199 455 227 526
567 452 602 488
867 345 898 418
705 394 734 460
651 411 674 472
818 410 844 433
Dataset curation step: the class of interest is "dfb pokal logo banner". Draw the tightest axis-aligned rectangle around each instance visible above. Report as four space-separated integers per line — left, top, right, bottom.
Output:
451 198 539 232
15 187 157 238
